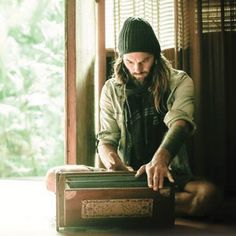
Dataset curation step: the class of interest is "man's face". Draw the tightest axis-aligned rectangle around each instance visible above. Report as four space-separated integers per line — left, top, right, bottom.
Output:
123 52 155 83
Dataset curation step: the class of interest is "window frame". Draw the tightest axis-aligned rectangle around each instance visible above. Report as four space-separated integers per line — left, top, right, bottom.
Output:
65 0 77 164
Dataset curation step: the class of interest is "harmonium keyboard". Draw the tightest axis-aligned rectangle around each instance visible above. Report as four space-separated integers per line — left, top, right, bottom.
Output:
56 170 175 231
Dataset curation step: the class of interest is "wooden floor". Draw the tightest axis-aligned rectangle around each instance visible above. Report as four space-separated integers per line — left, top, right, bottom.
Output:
0 178 235 236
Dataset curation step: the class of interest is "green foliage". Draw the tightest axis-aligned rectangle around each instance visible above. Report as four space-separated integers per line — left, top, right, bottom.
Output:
0 0 65 177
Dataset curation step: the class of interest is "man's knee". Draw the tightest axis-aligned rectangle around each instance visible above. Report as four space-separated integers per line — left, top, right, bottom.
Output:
45 166 59 193
44 165 99 193
187 181 222 216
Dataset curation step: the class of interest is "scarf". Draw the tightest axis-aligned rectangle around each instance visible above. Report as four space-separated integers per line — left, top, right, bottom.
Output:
124 78 168 170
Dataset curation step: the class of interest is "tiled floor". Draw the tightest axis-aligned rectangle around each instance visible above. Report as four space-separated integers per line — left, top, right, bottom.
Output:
0 179 235 236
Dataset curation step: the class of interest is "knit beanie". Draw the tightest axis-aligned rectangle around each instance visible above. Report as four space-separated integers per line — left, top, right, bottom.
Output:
118 17 161 59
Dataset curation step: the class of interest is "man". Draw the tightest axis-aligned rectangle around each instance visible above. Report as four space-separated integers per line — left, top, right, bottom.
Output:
96 17 221 217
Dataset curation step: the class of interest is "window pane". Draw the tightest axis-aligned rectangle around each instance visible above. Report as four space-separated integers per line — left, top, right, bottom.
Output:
0 0 65 177
105 0 175 50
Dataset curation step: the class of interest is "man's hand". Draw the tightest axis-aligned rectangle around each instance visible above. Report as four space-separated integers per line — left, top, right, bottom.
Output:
102 151 131 171
135 148 174 191
98 144 132 171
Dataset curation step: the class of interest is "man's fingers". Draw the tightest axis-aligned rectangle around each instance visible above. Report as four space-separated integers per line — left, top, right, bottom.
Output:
146 170 154 189
135 165 146 177
135 165 174 192
158 176 164 189
126 166 134 171
153 174 159 191
119 164 130 171
167 171 175 183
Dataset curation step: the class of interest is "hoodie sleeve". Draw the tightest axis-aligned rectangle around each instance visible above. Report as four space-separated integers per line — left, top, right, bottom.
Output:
164 71 196 135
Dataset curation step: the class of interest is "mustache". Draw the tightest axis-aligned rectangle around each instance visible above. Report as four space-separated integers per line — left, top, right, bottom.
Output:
132 71 148 76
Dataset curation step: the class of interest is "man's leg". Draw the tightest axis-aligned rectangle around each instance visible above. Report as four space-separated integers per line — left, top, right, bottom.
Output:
175 180 223 217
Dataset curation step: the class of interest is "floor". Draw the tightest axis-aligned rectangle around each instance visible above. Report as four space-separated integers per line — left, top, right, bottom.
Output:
0 178 235 236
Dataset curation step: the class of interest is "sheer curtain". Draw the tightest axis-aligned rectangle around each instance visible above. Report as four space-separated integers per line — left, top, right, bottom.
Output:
176 0 236 194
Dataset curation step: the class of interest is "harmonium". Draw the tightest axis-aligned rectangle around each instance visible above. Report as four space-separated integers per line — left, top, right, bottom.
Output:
56 170 175 231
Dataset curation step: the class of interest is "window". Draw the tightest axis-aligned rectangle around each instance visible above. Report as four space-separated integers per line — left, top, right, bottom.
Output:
0 0 65 177
105 0 175 50
201 0 236 33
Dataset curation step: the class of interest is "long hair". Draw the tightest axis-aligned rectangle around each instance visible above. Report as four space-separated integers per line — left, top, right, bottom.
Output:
113 53 172 113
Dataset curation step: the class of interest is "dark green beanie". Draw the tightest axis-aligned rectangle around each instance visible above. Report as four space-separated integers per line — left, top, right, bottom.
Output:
118 17 161 59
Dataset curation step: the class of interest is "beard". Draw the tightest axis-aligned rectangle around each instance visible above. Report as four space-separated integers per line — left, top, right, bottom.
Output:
130 72 153 88
131 71 151 85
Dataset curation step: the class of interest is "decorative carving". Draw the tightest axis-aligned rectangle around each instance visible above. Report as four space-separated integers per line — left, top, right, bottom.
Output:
81 198 153 218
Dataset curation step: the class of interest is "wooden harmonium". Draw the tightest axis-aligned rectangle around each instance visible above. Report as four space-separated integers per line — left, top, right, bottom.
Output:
56 170 175 231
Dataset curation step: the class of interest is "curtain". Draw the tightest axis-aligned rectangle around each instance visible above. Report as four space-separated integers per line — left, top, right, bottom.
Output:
175 0 236 194
75 0 96 166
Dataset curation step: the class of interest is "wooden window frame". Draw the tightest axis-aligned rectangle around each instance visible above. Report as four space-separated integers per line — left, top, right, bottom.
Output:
65 0 76 164
65 0 106 165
